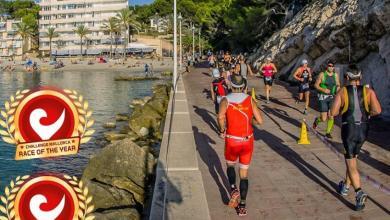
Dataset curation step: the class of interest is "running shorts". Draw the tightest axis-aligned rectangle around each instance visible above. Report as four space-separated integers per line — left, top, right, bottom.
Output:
318 94 334 112
263 76 273 86
341 123 368 159
225 136 254 168
299 83 310 93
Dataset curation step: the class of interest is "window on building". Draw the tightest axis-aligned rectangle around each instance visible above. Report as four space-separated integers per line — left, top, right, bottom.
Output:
43 16 51 20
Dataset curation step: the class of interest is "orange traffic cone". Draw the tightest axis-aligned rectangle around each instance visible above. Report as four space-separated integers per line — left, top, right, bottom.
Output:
251 88 257 102
298 119 310 145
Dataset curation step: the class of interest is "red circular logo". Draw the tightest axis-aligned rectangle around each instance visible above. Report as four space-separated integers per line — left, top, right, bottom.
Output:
15 89 79 143
15 176 79 220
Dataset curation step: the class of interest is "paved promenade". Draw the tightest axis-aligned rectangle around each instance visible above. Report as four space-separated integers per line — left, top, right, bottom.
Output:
183 65 389 219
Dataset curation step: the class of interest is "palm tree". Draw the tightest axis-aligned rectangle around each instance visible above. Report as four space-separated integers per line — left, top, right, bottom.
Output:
45 27 59 59
15 21 33 56
101 17 119 59
116 8 141 59
74 25 90 56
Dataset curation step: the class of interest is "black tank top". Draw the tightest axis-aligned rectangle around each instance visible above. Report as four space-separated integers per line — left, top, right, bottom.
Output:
342 85 369 124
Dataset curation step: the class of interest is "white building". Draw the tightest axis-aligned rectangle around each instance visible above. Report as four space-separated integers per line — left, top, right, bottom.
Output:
0 17 30 58
38 0 128 56
150 15 169 33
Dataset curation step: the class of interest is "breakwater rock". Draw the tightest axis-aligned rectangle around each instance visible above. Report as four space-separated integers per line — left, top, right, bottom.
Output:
82 84 171 219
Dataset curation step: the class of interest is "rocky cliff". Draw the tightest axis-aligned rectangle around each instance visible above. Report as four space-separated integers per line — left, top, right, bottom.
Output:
251 0 390 118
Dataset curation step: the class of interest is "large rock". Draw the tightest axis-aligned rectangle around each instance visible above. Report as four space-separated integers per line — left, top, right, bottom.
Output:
82 138 156 209
250 0 390 117
93 208 140 220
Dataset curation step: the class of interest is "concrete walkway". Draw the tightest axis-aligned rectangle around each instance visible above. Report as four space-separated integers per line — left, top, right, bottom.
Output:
183 65 389 219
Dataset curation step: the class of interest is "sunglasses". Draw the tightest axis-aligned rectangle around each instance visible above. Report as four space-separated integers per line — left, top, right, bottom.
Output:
328 64 334 67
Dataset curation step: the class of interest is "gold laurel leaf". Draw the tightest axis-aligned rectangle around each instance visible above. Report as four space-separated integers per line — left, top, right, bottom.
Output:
16 95 24 100
86 120 94 128
69 95 78 100
4 102 9 111
10 96 14 102
72 176 78 181
21 175 30 180
4 187 9 197
78 210 83 219
0 206 6 214
69 181 78 186
11 187 19 193
84 130 95 136
0 111 6 118
0 130 9 136
21 90 29 94
72 90 78 95
74 102 82 108
8 115 14 124
64 89 72 94
63 175 72 180
81 137 91 144
79 116 86 124
0 120 6 128
0 196 6 204
0 216 7 220
7 108 15 115
10 181 14 189
15 181 23 185
78 124 84 134
79 201 86 210
11 102 19 108
9 124 15 134
79 95 83 103
86 196 93 204
16 90 20 95
78 109 86 115
83 187 88 197
85 216 95 220
2 137 15 144
9 209 15 219
83 101 88 110
73 187 82 193
77 194 85 201
8 201 14 209
86 111 92 118
86 206 94 214
15 176 20 181
79 181 83 189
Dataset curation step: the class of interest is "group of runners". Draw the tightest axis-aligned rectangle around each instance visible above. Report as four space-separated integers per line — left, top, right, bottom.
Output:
205 52 382 216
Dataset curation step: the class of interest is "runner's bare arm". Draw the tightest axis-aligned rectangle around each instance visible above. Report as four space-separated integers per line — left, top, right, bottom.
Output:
210 83 215 102
309 68 313 81
331 88 344 117
272 63 278 73
335 73 341 92
218 98 228 132
293 68 302 82
252 100 263 125
314 73 327 93
368 88 382 116
248 64 254 76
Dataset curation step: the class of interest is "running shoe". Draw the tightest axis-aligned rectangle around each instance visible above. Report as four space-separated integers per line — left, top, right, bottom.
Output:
295 99 300 104
338 181 349 196
355 190 368 211
236 204 247 216
303 108 308 115
312 118 318 130
325 133 333 139
266 100 270 104
228 189 240 208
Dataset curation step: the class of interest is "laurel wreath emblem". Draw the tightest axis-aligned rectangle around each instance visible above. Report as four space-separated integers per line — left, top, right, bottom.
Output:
0 175 95 220
63 89 95 144
0 90 30 145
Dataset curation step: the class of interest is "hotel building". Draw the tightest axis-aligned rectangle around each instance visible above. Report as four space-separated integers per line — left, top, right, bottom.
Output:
0 18 29 58
38 0 128 56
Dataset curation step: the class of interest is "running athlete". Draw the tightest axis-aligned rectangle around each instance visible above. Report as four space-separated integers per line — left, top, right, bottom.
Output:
238 57 254 79
218 75 263 216
293 59 312 114
313 60 340 139
211 68 228 114
330 64 381 211
260 57 277 104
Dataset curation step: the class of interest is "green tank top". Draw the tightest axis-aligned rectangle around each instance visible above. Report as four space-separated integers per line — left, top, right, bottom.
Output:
320 71 337 95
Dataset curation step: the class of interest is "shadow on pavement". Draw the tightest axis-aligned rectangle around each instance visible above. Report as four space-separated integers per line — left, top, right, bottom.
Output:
261 106 299 141
193 105 219 133
192 126 230 204
254 127 356 210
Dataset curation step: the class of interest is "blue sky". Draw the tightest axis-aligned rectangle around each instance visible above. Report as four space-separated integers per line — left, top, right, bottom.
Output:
130 0 155 5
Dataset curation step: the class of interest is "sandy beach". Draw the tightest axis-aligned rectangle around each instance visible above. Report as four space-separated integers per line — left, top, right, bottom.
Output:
0 57 174 73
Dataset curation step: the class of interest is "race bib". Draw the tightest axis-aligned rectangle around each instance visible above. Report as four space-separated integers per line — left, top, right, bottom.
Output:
302 83 309 89
265 76 272 81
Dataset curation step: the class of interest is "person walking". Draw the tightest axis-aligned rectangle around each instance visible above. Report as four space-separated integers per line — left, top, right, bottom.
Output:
218 75 263 216
313 60 341 138
293 59 313 114
260 57 277 104
330 64 381 211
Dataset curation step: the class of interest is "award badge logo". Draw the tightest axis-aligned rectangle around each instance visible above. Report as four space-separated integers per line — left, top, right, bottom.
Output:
0 87 94 160
0 174 95 220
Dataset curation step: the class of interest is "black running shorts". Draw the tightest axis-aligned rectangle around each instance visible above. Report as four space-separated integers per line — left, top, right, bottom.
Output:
341 123 368 159
263 76 273 86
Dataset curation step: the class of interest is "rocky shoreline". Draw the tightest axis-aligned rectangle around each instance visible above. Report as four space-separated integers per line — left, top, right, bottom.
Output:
81 83 171 219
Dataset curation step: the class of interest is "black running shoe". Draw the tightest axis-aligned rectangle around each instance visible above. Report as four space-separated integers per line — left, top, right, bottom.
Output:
236 204 247 216
355 190 368 211
312 118 318 130
325 133 333 139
